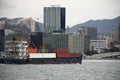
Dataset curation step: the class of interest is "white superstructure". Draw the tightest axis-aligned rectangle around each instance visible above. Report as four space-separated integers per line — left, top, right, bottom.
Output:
5 40 28 59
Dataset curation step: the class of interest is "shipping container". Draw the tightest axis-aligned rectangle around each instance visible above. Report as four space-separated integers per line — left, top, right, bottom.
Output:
41 49 46 53
51 48 56 53
26 48 37 53
29 53 56 58
43 53 56 58
54 48 69 54
47 48 51 53
29 54 43 58
45 49 48 53
69 53 81 58
56 53 69 58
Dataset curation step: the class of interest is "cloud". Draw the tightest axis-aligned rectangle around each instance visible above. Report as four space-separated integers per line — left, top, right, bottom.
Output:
0 0 120 26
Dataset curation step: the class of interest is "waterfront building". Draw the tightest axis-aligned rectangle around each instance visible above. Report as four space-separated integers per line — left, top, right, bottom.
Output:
42 32 53 48
97 32 110 40
90 40 108 53
110 27 117 42
0 21 5 29
44 6 65 32
66 26 71 33
117 24 120 42
77 27 97 40
52 33 68 48
0 29 4 52
35 22 43 32
69 33 84 53
83 35 90 53
30 32 43 49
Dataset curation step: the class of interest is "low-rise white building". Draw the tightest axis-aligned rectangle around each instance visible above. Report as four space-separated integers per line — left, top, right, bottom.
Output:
90 40 108 53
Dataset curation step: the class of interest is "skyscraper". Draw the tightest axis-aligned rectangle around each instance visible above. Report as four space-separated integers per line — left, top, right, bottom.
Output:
69 33 85 53
111 27 117 42
52 33 68 48
44 6 65 32
117 24 120 41
0 29 4 52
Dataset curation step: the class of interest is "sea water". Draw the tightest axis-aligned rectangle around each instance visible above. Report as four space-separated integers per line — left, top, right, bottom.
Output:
0 60 120 80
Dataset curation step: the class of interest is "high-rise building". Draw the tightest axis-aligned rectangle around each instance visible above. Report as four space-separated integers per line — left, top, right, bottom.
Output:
83 35 90 53
44 7 65 32
77 27 97 40
52 33 68 48
0 29 4 52
69 33 84 53
110 27 117 41
30 32 43 49
43 32 53 48
117 24 120 41
0 21 5 29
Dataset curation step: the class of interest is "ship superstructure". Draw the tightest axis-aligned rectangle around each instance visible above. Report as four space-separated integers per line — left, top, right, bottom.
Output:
0 39 82 64
5 40 28 59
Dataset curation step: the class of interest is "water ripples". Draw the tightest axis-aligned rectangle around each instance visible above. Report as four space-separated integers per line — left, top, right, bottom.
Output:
0 60 120 80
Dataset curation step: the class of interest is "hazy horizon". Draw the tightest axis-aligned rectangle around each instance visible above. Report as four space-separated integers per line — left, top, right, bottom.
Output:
0 0 120 27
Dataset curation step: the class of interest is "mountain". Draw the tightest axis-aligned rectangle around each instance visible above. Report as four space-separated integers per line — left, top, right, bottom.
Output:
0 17 43 32
0 17 22 22
0 17 8 21
13 18 23 22
71 16 120 33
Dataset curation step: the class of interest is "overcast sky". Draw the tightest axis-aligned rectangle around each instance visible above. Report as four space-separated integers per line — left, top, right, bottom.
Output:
0 0 120 27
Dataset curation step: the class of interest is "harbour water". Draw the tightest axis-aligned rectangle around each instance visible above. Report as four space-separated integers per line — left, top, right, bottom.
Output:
0 60 120 80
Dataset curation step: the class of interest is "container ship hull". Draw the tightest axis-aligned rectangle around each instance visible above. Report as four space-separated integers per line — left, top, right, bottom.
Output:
0 57 82 64
2 41 82 64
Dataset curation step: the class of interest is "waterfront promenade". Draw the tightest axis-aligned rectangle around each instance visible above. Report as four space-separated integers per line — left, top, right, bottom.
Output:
85 52 120 59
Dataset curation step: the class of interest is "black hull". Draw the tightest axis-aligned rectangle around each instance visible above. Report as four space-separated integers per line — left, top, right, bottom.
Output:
0 57 82 64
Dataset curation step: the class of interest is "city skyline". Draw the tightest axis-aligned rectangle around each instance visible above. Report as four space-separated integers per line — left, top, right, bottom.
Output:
0 0 120 27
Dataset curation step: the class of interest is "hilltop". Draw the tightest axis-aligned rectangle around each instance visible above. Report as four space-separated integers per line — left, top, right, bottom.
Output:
71 16 120 33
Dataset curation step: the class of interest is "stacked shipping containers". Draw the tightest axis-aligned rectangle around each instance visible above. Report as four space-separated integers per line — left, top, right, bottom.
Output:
53 48 69 58
27 48 81 58
69 53 81 58
53 48 69 54
56 53 69 58
29 53 81 58
26 48 38 54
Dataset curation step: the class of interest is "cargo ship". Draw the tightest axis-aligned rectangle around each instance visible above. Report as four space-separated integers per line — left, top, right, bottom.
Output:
0 40 82 64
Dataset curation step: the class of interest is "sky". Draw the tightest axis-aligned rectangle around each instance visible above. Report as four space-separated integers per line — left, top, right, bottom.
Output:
0 0 120 27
